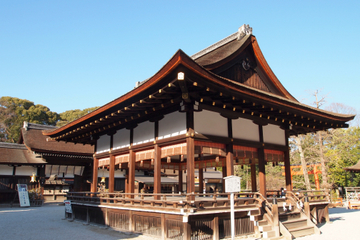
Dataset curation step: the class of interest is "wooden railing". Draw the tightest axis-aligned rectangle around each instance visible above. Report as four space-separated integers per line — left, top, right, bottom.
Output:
66 191 261 213
297 190 330 203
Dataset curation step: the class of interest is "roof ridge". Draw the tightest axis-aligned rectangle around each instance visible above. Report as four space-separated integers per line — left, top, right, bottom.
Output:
23 121 58 131
191 24 253 60
0 142 27 149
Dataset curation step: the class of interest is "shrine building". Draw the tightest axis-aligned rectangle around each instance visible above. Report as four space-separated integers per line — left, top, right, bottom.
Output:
43 25 354 239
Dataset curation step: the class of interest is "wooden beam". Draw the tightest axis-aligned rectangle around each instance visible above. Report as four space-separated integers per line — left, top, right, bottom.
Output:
284 129 292 191
251 164 257 192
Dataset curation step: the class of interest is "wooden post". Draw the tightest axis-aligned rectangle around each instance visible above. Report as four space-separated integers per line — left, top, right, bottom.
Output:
272 198 279 237
222 166 227 193
187 137 195 200
199 168 204 195
213 216 219 240
91 156 98 193
154 144 161 200
284 130 292 191
161 213 166 240
226 119 234 177
178 169 183 193
186 108 195 200
258 125 266 197
108 154 115 193
183 221 191 239
251 164 257 192
128 150 135 198
304 197 310 218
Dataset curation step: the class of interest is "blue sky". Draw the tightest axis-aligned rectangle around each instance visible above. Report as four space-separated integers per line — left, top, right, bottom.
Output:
1 1 359 120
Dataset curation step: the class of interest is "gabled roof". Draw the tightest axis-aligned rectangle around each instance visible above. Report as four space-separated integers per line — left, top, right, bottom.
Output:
344 161 360 172
0 142 46 165
43 25 355 144
19 121 93 156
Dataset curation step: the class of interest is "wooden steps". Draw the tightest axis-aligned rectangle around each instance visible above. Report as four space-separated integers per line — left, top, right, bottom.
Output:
279 203 318 239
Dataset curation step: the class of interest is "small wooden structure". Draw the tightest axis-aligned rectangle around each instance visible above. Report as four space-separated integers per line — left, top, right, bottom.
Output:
44 24 354 239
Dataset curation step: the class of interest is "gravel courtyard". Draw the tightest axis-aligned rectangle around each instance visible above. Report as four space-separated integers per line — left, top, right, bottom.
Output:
1 203 359 240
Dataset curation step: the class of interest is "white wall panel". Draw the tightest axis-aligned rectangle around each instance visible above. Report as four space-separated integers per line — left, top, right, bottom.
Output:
232 118 259 142
158 111 186 140
0 165 14 175
113 128 130 149
15 166 37 176
263 124 286 145
133 121 154 145
96 135 111 153
194 110 228 137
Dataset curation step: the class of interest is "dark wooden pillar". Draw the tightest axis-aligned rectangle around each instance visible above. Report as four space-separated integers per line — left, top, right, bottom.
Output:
128 150 135 198
186 107 195 200
178 169 183 193
226 119 234 176
251 164 257 192
91 156 98 193
154 144 161 200
109 154 115 193
199 168 204 194
284 130 292 191
258 125 266 197
186 137 195 197
222 166 227 193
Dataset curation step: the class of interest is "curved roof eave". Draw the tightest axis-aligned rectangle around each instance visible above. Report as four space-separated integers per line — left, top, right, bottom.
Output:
45 48 355 138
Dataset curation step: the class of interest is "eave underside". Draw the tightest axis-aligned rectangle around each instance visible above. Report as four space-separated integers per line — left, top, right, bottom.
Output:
46 63 353 145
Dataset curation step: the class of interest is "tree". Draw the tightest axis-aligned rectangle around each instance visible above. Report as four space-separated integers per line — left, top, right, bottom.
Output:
56 107 99 127
0 96 60 142
326 127 360 187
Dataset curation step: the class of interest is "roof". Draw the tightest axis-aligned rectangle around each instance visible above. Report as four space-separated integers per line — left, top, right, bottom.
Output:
344 161 360 172
43 24 355 144
0 142 46 165
20 121 93 156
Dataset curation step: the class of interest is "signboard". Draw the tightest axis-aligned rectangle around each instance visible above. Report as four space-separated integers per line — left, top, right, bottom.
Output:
17 184 30 207
224 175 241 193
64 200 72 213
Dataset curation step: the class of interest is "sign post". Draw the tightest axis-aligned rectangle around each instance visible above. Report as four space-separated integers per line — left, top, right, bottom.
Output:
17 184 30 207
224 176 241 240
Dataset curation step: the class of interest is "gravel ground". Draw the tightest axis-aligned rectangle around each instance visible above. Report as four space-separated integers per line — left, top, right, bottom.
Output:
0 204 359 240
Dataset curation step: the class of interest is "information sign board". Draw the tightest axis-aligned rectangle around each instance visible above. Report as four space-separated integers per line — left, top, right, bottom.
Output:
17 184 30 207
64 200 72 213
224 175 241 193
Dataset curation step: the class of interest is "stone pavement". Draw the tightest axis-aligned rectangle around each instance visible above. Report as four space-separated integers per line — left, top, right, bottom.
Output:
0 203 359 240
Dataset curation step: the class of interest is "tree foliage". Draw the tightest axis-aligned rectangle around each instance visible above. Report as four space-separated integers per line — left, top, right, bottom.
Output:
56 107 99 127
0 96 60 142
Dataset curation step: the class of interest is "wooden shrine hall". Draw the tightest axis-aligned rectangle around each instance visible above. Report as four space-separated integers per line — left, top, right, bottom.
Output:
44 25 354 239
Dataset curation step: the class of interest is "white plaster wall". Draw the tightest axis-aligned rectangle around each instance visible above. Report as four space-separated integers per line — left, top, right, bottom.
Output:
113 128 130 149
96 135 111 153
97 169 126 178
158 111 187 139
263 124 286 145
194 110 228 137
133 121 155 145
64 166 75 178
15 166 37 176
0 165 14 175
232 117 259 142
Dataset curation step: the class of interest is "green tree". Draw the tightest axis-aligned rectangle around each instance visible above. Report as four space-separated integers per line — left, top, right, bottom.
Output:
326 127 360 187
56 107 99 127
0 96 60 142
